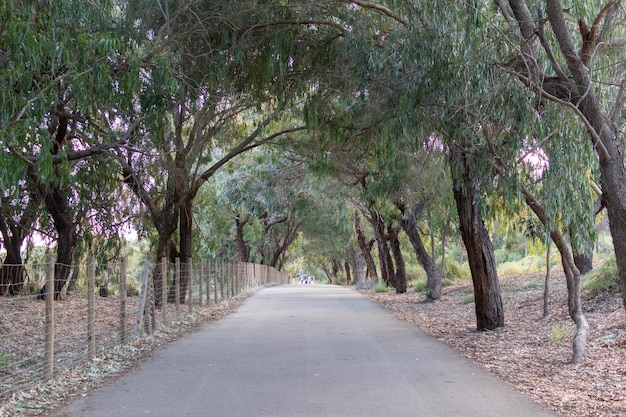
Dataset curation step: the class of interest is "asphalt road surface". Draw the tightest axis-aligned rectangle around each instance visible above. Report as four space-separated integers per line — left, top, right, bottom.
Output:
53 285 557 417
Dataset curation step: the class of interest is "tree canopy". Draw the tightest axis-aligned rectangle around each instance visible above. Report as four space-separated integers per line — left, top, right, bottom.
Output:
1 0 625 363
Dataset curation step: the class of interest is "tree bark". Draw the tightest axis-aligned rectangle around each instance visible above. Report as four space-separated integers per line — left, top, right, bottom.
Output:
365 206 397 288
388 224 407 293
397 202 443 300
344 259 351 285
235 214 251 262
354 212 378 281
0 189 39 295
451 149 504 330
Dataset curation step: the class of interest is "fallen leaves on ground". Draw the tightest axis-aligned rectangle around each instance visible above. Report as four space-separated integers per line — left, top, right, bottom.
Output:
363 270 626 417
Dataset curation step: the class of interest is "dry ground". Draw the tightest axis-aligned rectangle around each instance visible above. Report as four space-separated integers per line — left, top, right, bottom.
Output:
363 270 626 417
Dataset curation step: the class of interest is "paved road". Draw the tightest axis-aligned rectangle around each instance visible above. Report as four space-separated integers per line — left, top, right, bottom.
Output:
53 285 557 417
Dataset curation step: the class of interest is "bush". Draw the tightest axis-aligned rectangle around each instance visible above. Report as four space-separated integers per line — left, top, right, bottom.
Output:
372 281 394 293
584 256 619 298
442 258 470 285
411 276 427 293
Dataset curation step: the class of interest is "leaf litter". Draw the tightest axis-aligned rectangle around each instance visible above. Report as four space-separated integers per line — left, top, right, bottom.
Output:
363 269 626 417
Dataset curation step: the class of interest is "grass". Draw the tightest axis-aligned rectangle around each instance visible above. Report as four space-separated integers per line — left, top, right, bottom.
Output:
461 293 474 305
584 256 619 298
548 324 571 344
372 282 394 293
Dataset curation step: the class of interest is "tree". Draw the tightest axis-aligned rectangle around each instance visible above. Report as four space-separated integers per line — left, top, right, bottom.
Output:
1 0 146 298
501 0 626 311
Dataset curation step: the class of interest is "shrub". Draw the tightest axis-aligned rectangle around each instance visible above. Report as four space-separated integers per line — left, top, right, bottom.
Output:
372 282 394 293
584 256 619 298
461 293 474 305
442 258 470 285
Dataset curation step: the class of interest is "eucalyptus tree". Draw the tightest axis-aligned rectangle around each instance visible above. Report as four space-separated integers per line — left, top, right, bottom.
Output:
499 0 626 310
118 0 419 301
0 179 40 294
219 153 310 268
1 0 148 298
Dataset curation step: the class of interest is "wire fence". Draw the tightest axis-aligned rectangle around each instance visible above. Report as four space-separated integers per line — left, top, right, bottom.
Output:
0 256 289 404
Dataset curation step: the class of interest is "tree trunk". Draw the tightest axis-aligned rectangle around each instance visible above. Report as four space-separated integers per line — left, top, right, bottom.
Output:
451 150 504 330
235 214 251 262
66 263 81 294
551 229 589 363
354 212 378 280
0 191 39 296
573 253 593 275
397 202 443 300
344 260 351 285
175 197 194 304
388 225 407 293
366 207 397 288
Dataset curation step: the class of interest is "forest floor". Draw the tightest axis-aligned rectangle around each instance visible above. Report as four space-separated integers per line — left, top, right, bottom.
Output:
363 269 626 417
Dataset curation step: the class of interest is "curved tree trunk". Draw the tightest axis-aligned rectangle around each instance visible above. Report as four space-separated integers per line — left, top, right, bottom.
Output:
366 207 397 288
354 212 378 281
552 230 589 364
397 202 443 300
451 150 504 330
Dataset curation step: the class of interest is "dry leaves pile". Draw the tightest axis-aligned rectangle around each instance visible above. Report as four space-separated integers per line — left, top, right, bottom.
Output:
363 270 626 417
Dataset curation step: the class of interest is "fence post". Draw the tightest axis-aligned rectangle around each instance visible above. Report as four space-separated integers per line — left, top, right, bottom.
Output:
214 259 219 304
207 259 211 306
44 256 54 381
188 258 193 315
198 259 204 308
119 257 128 344
133 257 151 339
87 256 96 361
175 257 180 318
161 257 168 325
230 261 235 298
220 259 224 301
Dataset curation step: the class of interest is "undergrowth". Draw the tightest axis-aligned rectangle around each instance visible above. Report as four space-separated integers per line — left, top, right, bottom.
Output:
584 256 619 298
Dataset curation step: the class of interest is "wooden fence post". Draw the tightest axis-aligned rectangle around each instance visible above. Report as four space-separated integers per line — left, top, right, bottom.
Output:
87 256 96 361
206 259 211 306
119 257 128 344
198 259 204 308
188 258 193 315
175 257 180 318
161 257 168 325
230 261 235 298
214 259 218 304
133 257 151 339
44 255 54 381
220 259 224 301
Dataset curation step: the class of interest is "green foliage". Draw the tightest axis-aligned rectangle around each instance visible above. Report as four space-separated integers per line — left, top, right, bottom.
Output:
461 293 475 305
372 281 394 293
548 324 572 344
584 256 619 298
442 257 470 285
